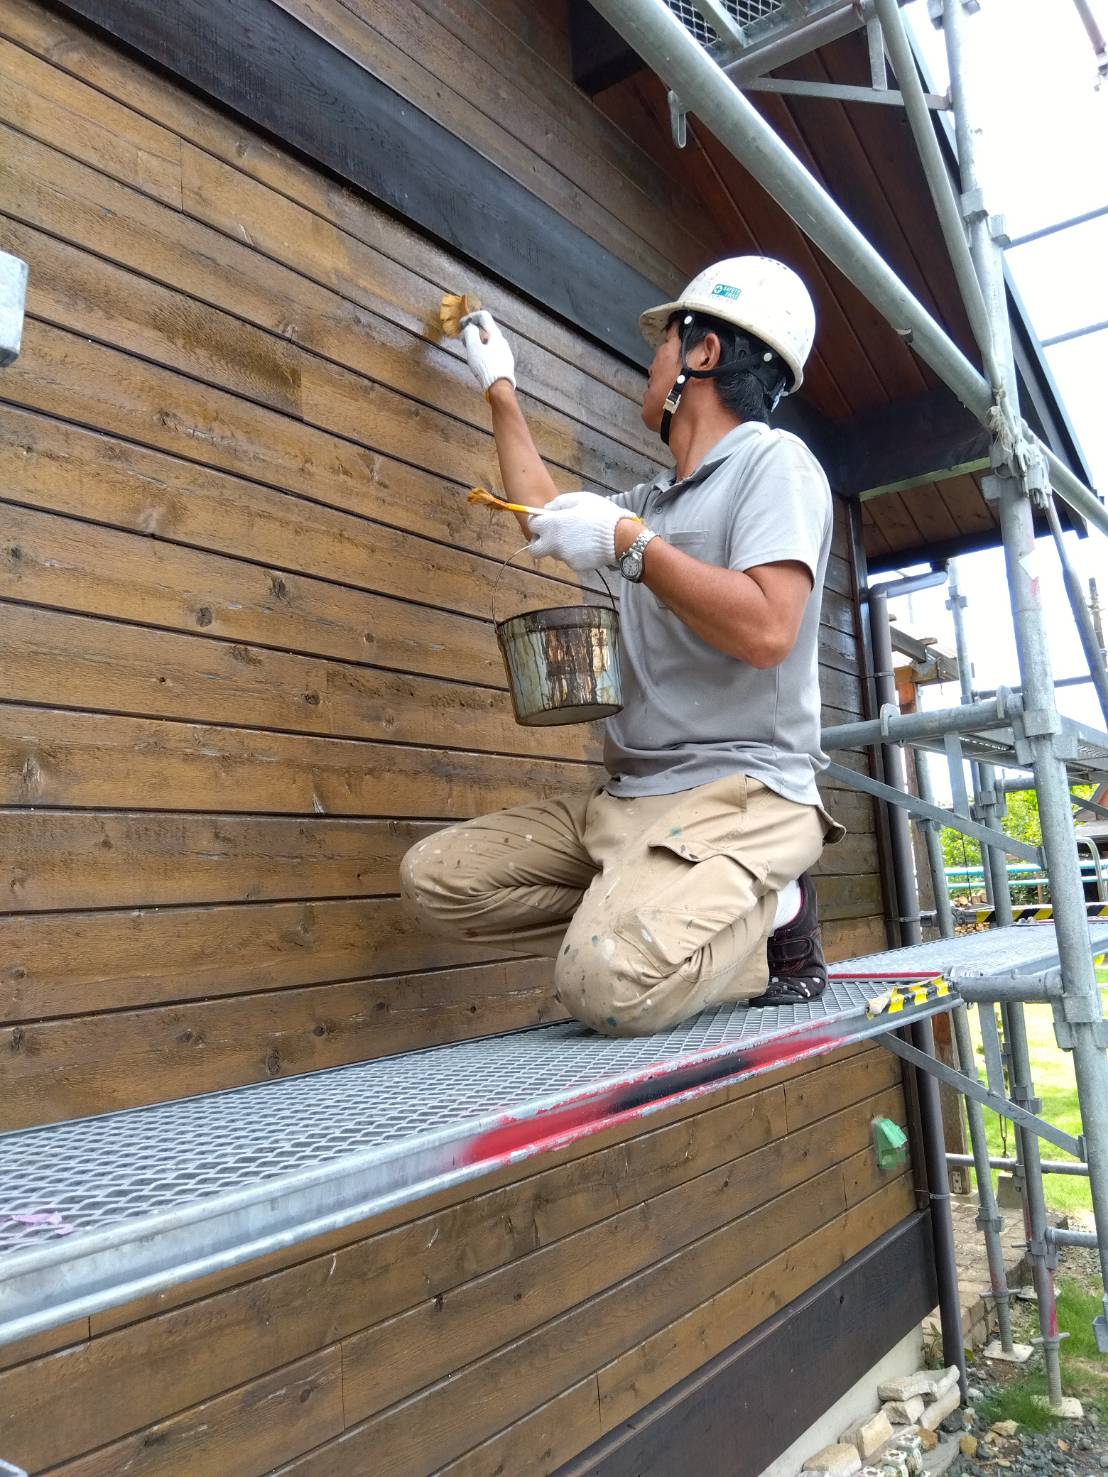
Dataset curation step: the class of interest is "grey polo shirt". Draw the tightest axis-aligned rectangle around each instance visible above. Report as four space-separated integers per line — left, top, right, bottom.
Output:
602 420 832 807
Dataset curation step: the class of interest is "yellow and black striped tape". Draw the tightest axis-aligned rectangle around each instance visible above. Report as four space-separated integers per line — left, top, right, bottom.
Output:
866 977 952 1019
959 903 1108 924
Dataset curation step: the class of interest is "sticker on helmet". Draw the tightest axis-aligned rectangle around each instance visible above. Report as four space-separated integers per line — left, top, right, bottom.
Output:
711 283 741 299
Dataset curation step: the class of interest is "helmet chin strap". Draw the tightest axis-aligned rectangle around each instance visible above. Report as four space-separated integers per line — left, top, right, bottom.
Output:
658 316 787 447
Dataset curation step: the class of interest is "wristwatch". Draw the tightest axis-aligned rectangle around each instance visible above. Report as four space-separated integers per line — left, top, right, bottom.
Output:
618 527 659 583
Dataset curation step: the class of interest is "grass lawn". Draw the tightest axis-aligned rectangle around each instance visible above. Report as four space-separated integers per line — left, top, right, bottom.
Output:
976 1276 1108 1430
959 963 1108 1427
965 964 1108 1217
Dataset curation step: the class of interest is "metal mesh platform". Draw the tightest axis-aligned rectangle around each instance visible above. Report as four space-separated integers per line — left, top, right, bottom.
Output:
1 920 1103 1348
0 975 946 1347
842 919 1108 980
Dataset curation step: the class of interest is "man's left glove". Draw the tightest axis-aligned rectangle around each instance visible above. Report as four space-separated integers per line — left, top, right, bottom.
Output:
527 491 630 574
460 310 516 396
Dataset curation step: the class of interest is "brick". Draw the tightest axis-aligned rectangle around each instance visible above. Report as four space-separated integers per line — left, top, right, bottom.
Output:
804 1443 864 1475
841 1411 894 1459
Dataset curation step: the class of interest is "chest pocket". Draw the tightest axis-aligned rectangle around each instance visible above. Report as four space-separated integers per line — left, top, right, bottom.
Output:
651 529 709 613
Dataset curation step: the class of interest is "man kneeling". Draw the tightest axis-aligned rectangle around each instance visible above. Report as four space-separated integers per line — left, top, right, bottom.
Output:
402 258 843 1036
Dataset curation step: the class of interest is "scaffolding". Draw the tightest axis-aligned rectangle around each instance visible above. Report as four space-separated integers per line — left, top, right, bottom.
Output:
589 0 1108 1408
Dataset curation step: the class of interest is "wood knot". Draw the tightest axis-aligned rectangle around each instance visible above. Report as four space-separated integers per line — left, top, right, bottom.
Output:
269 575 290 600
195 606 214 627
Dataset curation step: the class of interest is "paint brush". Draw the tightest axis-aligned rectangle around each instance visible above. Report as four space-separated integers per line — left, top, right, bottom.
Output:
467 487 642 522
440 291 482 339
467 487 537 516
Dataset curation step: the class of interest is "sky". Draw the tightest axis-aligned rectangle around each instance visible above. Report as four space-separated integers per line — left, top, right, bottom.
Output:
875 0 1108 742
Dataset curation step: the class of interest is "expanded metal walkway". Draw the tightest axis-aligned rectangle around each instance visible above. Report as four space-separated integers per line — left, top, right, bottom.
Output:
1 921 1105 1349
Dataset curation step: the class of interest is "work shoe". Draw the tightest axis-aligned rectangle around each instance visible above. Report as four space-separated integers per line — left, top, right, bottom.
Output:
750 872 827 1007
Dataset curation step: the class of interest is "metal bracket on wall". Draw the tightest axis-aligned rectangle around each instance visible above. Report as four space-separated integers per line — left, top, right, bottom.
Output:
667 89 688 147
878 1031 1086 1160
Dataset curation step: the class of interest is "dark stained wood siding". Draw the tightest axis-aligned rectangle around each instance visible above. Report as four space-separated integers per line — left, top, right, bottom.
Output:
0 0 886 1131
0 8 915 1472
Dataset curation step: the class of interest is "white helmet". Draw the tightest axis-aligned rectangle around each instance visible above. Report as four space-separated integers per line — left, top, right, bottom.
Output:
639 256 815 394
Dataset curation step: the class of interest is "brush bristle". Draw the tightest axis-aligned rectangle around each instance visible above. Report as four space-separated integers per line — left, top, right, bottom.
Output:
440 291 480 338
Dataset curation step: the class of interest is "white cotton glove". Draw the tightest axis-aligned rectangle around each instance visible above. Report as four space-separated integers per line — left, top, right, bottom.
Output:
527 491 630 574
460 310 516 396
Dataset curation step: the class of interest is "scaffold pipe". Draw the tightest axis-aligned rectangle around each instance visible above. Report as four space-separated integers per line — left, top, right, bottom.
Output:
586 0 1108 540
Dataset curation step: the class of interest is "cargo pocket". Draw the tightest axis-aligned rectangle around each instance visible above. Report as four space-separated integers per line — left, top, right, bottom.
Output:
610 779 766 981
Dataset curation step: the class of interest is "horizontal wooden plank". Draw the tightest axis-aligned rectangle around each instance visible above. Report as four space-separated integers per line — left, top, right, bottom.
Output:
437 1172 914 1477
45 0 664 367
0 64 664 460
2 318 596 586
0 1315 90 1374
339 1086 901 1426
823 913 889 964
0 498 509 691
1 959 565 1128
812 872 883 922
0 204 650 497
293 1172 849 1474
3 812 877 915
0 812 433 912
0 601 601 764
784 1047 901 1133
0 706 597 816
402 0 703 250
438 1374 601 1477
266 0 696 287
0 895 502 1022
593 1174 917 1435
49 1348 344 1477
0 0 650 413
0 404 596 627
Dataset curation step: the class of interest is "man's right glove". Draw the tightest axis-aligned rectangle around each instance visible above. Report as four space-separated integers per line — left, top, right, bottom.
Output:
527 491 629 574
460 310 516 396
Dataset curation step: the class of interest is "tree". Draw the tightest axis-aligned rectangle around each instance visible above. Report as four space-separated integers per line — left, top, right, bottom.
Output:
939 783 1095 896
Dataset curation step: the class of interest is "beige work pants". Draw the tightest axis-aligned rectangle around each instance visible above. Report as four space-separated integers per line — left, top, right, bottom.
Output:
400 774 838 1037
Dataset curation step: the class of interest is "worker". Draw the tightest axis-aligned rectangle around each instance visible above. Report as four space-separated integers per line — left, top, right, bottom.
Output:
401 257 844 1037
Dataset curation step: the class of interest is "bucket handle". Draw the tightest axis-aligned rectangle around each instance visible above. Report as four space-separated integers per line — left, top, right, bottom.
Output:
491 544 618 628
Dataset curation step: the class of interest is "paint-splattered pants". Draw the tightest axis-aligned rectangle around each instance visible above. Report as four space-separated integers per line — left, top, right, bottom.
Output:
400 774 841 1036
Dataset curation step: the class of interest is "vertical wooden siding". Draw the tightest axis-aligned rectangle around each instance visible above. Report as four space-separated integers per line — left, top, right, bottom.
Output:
0 0 884 1135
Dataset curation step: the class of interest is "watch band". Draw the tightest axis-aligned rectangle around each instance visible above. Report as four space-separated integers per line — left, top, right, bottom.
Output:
618 527 658 583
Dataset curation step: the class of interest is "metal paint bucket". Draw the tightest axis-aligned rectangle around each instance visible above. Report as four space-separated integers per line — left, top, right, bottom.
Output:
493 549 623 727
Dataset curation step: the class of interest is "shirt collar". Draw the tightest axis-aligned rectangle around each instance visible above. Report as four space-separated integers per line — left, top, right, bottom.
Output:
650 421 765 504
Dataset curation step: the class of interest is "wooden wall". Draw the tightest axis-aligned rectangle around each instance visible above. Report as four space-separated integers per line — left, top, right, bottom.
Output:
0 1043 916 1475
0 0 886 1132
